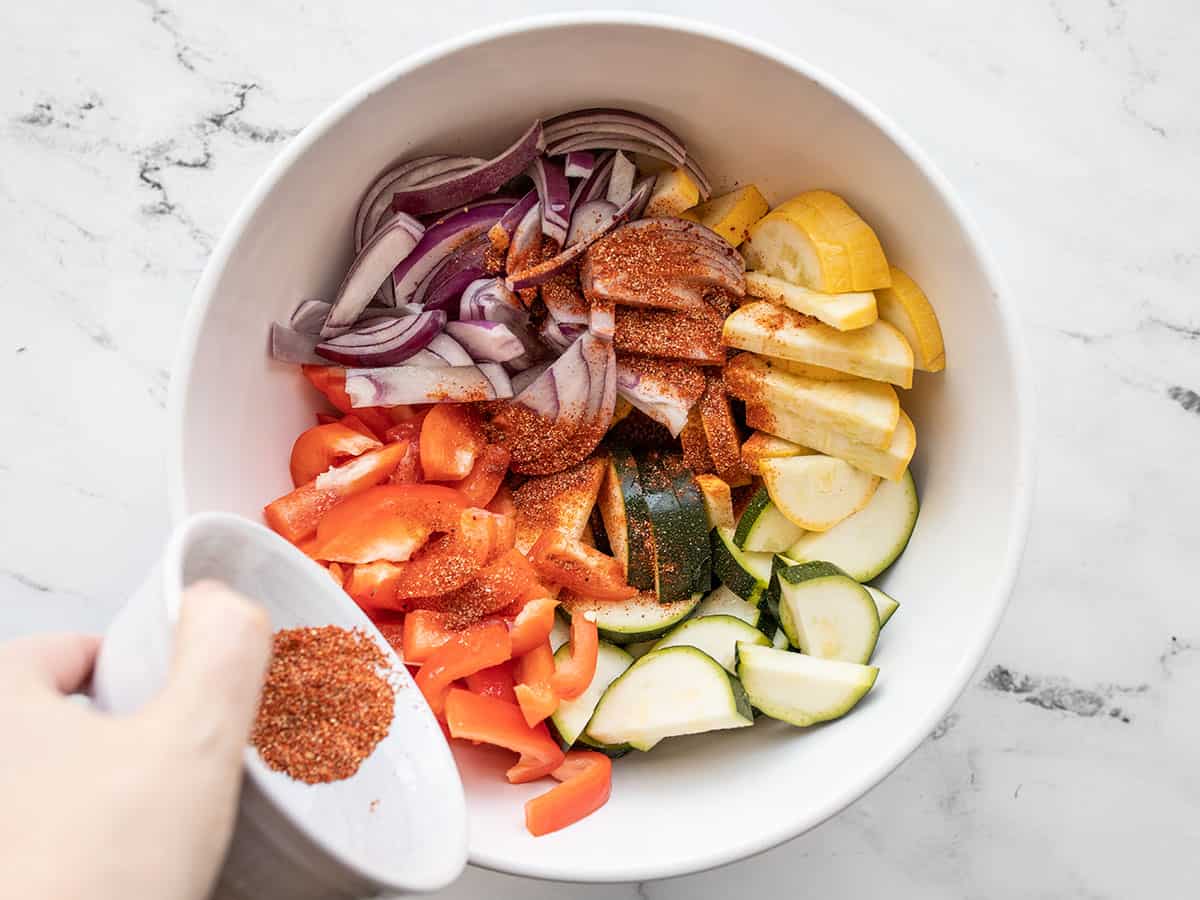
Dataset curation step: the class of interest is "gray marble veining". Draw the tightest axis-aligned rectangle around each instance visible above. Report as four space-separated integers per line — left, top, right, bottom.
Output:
2 1 1197 897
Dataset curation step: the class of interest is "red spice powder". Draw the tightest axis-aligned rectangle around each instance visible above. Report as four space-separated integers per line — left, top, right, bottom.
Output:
614 307 725 365
251 626 394 784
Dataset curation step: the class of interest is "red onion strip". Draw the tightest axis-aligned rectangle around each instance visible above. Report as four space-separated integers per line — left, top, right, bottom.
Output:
345 363 513 406
564 151 596 179
391 200 511 306
527 157 570 246
322 213 425 337
315 310 445 367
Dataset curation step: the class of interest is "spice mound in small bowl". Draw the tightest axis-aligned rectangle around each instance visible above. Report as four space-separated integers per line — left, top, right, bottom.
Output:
251 625 395 784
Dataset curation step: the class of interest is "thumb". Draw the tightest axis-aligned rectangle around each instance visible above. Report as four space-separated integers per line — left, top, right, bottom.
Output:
154 579 273 758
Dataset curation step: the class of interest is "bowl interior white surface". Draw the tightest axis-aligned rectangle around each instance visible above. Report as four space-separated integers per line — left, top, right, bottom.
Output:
171 15 1031 883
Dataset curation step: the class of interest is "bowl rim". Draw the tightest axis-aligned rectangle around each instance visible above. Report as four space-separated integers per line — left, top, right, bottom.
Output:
168 10 1035 883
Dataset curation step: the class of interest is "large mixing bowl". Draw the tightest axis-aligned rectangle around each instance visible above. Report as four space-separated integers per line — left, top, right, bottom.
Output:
170 12 1033 883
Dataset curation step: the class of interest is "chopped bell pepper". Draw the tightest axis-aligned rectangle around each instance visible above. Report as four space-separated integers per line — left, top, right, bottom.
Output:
550 613 599 701
444 688 564 784
415 619 512 718
524 751 612 836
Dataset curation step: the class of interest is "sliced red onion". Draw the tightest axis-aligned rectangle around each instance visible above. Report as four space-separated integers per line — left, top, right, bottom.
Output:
606 151 636 205
510 362 550 395
629 175 655 219
445 320 525 363
505 177 654 291
512 335 592 419
580 332 617 436
487 188 538 254
527 158 570 246
589 296 615 340
391 201 511 306
615 358 703 437
322 213 425 337
459 277 523 321
355 156 484 252
403 348 444 366
539 317 587 352
564 151 596 179
271 323 327 364
315 310 444 367
414 234 490 314
290 300 333 335
547 135 711 200
390 121 544 217
545 108 688 159
566 199 617 247
570 152 614 210
354 155 445 252
345 363 513 406
506 201 543 279
425 332 473 366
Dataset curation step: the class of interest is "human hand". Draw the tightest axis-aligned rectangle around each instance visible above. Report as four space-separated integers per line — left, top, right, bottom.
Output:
0 581 272 900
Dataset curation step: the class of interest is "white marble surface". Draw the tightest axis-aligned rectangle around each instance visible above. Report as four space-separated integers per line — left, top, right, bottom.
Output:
2 1 1198 897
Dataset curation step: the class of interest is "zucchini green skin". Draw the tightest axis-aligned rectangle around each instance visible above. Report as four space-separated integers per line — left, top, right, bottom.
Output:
712 529 780 634
559 592 702 645
606 448 656 591
549 641 633 757
638 452 701 603
664 455 713 595
733 487 804 553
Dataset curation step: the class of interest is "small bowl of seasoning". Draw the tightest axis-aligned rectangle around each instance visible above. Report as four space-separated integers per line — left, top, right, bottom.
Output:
91 512 467 899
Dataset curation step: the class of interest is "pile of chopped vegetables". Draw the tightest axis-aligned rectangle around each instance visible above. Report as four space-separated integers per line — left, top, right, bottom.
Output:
263 107 947 836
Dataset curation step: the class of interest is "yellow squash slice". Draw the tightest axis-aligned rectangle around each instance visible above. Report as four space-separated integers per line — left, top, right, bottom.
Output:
741 431 816 475
644 167 700 219
875 266 945 373
746 271 877 331
759 454 880 532
745 405 916 482
680 185 769 246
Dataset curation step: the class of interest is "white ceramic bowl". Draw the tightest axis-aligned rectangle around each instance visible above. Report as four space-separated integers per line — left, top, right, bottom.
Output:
169 13 1033 883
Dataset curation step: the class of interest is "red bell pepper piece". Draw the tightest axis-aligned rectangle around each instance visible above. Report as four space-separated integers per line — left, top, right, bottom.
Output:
340 414 381 440
375 508 498 606
513 640 558 727
508 595 558 657
344 561 403 612
524 751 612 836
263 440 412 542
419 403 485 481
401 609 455 663
464 660 517 703
528 532 638 600
289 422 383 487
444 688 565 784
415 619 512 718
309 483 470 564
418 547 541 626
446 443 511 507
387 439 422 484
550 613 599 700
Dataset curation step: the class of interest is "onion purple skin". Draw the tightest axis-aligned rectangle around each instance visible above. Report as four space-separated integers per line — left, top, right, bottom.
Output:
390 120 544 217
488 188 538 253
345 363 513 407
544 108 688 159
570 151 614 210
315 310 445 367
322 213 425 338
459 277 523 321
446 320 526 363
355 154 448 252
539 318 586 352
391 200 512 306
424 332 473 366
414 233 492 315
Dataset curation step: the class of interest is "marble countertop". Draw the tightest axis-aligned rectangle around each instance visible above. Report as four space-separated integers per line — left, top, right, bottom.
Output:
3 1 1197 897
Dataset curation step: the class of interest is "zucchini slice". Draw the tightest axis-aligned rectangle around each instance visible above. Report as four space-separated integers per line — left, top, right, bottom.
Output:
650 614 770 673
736 643 878 727
550 640 633 755
771 627 790 649
775 561 880 664
638 453 708 602
786 469 919 581
712 528 772 602
694 584 762 628
559 590 701 645
734 486 805 552
625 639 657 659
665 456 713 594
598 448 656 591
586 646 754 751
865 585 900 627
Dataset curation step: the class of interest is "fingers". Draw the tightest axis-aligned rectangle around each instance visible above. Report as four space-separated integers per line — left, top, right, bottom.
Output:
155 580 272 754
0 632 101 695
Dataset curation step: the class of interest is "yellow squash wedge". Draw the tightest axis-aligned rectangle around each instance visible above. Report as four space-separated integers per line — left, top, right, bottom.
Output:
746 271 877 331
644 167 700 219
875 266 945 373
764 357 855 381
723 301 914 389
680 185 769 246
741 431 815 475
745 405 916 482
759 454 880 532
741 191 891 293
725 354 899 449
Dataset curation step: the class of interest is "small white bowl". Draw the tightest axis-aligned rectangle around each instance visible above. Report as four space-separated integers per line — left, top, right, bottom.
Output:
169 12 1033 883
92 512 468 897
